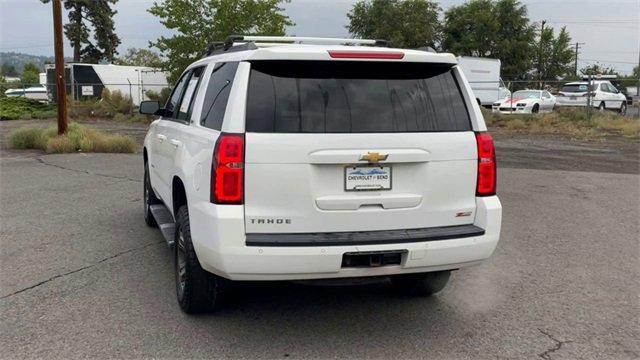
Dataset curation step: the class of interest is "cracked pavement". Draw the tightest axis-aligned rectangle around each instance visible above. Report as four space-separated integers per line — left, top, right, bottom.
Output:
1 139 639 358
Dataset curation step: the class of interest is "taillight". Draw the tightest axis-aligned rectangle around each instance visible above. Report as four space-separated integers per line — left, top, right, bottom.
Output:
475 132 496 196
211 133 244 204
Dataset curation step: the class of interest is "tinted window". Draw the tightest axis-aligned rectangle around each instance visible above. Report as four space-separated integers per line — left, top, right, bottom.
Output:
201 62 239 130
165 72 191 118
176 66 204 121
246 61 471 133
561 84 590 93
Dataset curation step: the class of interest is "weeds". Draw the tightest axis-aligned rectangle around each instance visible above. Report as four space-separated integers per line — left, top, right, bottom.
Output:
9 122 136 153
482 108 640 139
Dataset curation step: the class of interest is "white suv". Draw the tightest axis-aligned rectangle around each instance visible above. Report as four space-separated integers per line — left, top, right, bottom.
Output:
140 36 502 313
556 80 628 114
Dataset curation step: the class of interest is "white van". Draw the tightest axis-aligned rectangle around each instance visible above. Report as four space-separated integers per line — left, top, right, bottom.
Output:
457 56 510 107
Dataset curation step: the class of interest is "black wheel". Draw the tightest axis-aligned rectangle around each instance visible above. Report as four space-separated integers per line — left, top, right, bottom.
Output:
391 271 451 296
598 102 605 112
144 162 161 227
175 205 228 313
619 102 627 116
532 104 539 114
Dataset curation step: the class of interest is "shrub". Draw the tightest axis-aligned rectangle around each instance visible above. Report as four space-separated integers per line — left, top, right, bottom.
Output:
9 127 47 149
145 87 171 105
8 122 136 153
0 97 56 120
91 89 133 117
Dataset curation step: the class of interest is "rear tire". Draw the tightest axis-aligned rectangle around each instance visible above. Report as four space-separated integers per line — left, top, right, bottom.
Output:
598 102 605 112
175 205 228 313
391 271 451 296
619 102 627 116
144 162 161 227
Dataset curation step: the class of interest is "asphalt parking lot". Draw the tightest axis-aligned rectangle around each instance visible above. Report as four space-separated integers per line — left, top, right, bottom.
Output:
0 132 638 359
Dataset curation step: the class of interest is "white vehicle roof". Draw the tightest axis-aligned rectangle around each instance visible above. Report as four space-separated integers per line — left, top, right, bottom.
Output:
188 36 457 69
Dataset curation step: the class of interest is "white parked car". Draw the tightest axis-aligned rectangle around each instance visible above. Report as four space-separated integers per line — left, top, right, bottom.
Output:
492 90 556 114
556 80 627 114
4 85 48 101
140 36 502 313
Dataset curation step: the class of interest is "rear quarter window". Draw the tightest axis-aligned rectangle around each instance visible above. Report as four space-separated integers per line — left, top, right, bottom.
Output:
246 61 472 133
201 62 239 130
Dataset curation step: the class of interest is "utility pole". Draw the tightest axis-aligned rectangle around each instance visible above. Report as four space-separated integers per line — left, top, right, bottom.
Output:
574 42 585 77
52 0 67 135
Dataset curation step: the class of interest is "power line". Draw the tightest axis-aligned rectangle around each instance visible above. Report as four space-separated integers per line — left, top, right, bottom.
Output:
581 58 638 65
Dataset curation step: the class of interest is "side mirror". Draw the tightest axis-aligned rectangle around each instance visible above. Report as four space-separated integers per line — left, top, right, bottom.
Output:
139 101 164 116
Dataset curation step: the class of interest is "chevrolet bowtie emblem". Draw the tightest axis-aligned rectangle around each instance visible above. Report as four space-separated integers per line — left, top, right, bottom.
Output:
359 152 388 163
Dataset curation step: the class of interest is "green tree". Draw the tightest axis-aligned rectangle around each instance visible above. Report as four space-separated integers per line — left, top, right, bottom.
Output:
115 48 164 68
580 64 618 76
632 65 639 79
535 26 574 80
442 0 535 79
1 63 18 77
21 63 41 85
347 0 441 49
149 0 294 82
41 0 121 63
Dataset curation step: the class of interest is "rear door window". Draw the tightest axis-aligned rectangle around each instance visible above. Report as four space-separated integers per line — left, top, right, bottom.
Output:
176 66 204 121
246 61 471 133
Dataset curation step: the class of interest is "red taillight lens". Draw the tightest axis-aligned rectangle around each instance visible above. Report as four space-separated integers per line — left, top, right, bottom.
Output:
475 132 496 196
212 134 244 204
328 50 405 59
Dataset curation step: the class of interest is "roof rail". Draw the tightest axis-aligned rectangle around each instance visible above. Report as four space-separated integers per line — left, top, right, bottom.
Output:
205 35 389 57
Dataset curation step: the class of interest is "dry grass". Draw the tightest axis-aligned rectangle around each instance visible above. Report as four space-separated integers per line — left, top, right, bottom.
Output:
482 108 640 140
9 122 136 153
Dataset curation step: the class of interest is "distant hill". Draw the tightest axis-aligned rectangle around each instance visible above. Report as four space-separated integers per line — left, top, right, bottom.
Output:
0 52 72 74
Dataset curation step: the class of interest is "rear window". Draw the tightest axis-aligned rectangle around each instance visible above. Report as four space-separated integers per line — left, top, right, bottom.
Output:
246 61 471 133
561 84 590 93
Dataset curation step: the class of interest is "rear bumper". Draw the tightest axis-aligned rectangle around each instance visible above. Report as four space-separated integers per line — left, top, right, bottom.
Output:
246 224 485 246
556 98 588 107
189 196 502 281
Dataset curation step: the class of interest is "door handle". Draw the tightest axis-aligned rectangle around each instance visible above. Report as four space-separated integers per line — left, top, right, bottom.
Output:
169 139 181 148
156 134 167 141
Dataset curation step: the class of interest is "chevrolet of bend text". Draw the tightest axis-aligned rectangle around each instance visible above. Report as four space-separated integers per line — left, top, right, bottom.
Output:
140 36 502 313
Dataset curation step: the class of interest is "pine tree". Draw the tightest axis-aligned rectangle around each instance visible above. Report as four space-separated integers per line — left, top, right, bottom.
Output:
41 0 121 63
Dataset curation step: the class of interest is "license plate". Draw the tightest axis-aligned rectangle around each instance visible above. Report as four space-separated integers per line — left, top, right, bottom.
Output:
345 166 391 191
570 96 577 100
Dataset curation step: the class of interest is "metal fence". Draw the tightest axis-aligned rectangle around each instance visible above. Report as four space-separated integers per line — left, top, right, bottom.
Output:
2 78 639 119
1 81 169 107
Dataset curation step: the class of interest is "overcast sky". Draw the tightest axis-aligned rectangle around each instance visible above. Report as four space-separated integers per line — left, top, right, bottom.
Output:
0 0 638 74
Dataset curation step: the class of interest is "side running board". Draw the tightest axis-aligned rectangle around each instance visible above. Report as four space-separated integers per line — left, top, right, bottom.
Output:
149 204 175 246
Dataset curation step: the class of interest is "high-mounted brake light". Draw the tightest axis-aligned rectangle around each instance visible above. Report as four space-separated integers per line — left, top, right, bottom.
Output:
328 50 405 59
211 134 244 204
475 132 496 196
